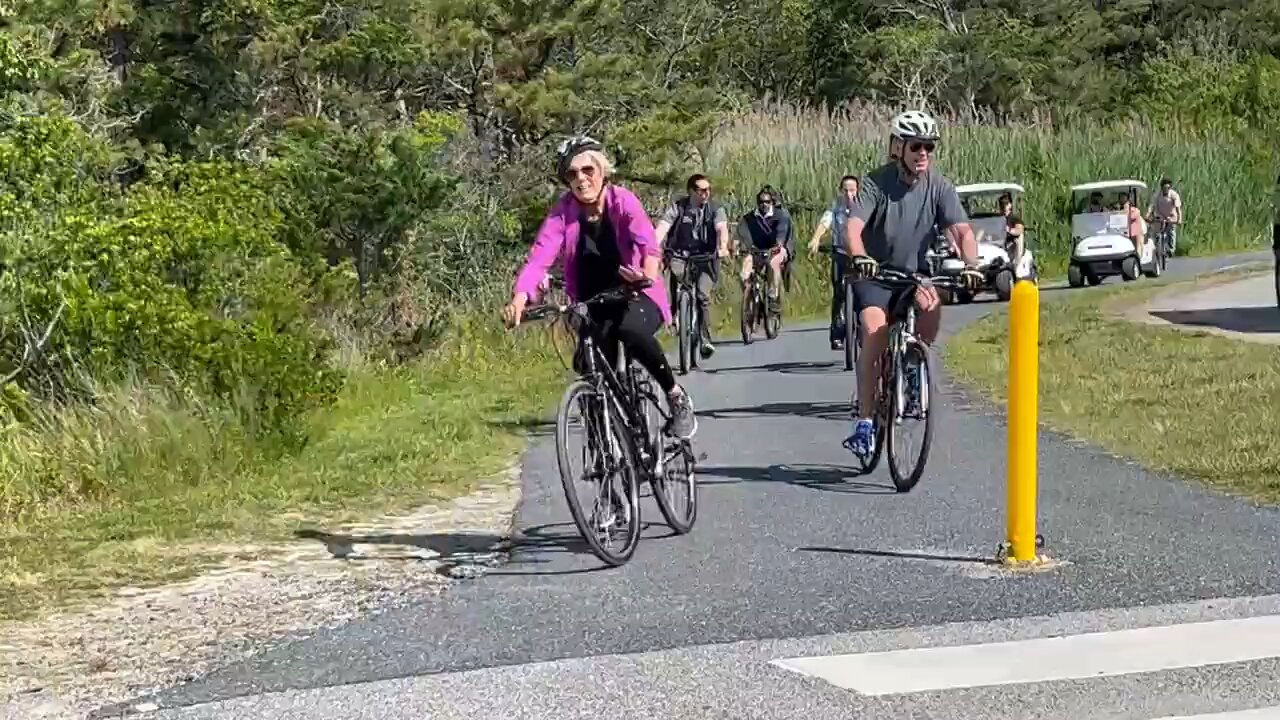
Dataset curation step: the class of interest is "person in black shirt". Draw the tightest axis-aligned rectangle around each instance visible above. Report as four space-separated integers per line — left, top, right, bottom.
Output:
655 174 730 357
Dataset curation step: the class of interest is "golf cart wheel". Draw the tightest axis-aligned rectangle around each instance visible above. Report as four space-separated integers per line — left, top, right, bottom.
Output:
994 269 1014 302
1087 272 1103 286
1067 263 1084 288
1121 256 1140 281
956 290 974 304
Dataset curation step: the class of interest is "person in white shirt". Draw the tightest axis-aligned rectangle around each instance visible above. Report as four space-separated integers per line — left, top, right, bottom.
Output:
1146 177 1183 255
808 175 860 350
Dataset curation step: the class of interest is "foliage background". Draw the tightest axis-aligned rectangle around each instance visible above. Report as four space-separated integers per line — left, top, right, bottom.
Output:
2 0 1279 611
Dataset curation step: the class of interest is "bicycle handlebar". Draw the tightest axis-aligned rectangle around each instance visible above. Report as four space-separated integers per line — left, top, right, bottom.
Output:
521 278 653 323
664 250 719 262
865 267 968 290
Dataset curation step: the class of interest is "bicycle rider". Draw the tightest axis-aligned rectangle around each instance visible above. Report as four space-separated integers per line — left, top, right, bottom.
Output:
843 110 983 457
1145 177 1183 255
808 174 860 351
501 136 699 440
654 173 731 358
737 186 793 301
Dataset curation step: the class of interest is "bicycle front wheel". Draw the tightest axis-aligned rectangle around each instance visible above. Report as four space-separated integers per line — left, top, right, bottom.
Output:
740 280 756 345
555 379 642 566
887 340 934 493
677 291 692 375
844 280 857 372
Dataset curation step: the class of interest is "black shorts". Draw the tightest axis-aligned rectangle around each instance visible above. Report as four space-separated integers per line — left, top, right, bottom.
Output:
851 279 915 319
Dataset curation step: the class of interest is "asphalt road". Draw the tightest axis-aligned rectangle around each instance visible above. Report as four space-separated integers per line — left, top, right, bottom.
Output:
103 250 1280 720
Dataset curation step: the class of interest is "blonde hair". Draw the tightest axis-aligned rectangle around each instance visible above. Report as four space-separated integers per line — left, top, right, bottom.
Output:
574 149 614 179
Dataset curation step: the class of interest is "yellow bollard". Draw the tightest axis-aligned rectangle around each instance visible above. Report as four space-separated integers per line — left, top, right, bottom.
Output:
1006 279 1040 564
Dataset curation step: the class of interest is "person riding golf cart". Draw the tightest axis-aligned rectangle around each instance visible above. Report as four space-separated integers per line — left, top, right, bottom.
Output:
928 183 1037 303
1067 180 1164 287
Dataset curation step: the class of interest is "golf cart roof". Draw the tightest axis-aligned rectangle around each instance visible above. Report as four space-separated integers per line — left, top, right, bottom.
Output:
957 182 1024 195
1070 180 1148 193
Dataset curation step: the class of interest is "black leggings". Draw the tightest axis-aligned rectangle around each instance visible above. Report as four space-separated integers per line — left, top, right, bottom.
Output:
585 294 677 393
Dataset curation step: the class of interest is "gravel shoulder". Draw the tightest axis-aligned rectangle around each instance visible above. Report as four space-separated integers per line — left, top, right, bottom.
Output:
1 468 520 720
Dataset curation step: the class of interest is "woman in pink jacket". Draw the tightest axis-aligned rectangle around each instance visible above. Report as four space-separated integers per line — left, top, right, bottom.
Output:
501 136 698 440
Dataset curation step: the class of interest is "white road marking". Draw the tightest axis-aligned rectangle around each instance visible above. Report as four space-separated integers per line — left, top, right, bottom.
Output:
1155 708 1280 719
772 614 1280 696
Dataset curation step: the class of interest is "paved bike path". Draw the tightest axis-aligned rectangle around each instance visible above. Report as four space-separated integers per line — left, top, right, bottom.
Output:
104 251 1280 717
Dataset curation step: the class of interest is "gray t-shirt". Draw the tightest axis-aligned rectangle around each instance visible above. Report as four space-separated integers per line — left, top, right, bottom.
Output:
849 163 968 273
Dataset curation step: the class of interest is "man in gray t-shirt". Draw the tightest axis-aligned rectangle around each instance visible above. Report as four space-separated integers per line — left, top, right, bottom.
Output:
841 109 983 458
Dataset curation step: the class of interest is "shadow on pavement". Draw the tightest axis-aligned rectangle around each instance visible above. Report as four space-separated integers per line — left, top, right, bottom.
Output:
294 528 508 564
699 463 895 494
700 360 844 376
1150 306 1280 334
697 400 851 421
487 520 679 577
797 546 999 566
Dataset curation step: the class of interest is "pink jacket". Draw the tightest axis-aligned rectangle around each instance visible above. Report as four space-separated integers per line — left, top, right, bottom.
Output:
513 184 672 324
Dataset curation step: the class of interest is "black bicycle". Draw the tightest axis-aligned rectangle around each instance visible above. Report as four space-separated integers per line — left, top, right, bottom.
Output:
844 267 965 492
740 247 783 344
521 280 698 566
820 246 860 373
665 249 718 375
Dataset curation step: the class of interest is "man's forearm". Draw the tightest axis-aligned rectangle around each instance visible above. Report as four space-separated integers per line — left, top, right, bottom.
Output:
845 218 867 256
956 225 979 265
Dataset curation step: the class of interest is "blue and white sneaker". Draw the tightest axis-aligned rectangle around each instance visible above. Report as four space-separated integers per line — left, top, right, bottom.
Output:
843 418 875 457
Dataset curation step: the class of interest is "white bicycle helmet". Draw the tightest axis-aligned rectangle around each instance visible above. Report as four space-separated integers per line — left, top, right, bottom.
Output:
889 110 940 142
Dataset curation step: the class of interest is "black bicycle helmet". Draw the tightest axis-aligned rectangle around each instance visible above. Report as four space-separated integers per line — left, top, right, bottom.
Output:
556 135 605 181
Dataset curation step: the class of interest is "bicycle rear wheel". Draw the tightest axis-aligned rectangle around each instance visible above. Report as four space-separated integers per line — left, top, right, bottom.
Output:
886 340 934 493
653 437 698 534
555 379 642 566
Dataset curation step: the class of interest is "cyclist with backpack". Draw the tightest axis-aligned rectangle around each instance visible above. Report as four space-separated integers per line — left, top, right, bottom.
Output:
654 173 730 358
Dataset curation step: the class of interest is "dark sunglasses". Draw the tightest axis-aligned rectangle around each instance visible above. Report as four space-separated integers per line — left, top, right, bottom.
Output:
564 164 597 180
907 141 936 153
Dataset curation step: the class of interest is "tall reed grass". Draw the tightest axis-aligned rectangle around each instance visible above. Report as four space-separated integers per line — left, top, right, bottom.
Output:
704 102 1273 275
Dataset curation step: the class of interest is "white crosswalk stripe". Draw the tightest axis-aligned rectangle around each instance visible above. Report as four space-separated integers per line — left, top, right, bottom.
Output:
772 614 1280 697
139 594 1280 720
1157 710 1280 719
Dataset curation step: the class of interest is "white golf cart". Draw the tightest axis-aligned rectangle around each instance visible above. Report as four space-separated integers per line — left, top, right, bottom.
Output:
1067 180 1165 287
929 182 1037 303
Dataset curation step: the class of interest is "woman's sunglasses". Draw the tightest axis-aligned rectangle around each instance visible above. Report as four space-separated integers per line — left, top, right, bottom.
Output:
907 141 936 154
564 164 597 181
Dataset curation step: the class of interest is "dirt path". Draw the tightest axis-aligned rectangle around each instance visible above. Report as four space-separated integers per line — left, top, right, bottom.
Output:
1 469 519 720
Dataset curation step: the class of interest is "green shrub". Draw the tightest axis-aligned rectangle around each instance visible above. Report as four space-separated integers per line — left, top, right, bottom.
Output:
0 116 341 440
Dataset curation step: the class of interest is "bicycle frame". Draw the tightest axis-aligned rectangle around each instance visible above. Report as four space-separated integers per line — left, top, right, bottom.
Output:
861 269 959 422
667 251 718 332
